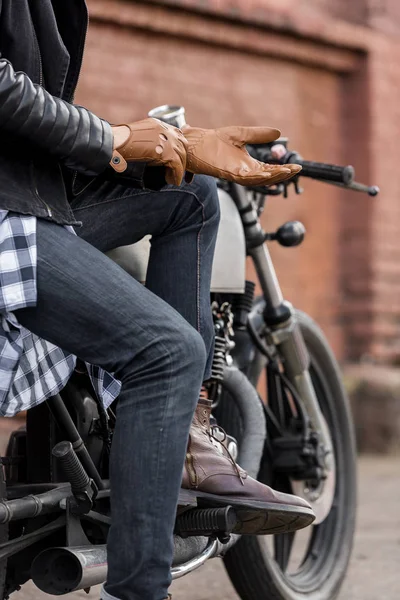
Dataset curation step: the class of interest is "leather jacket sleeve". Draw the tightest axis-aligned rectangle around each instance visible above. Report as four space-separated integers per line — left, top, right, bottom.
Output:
0 56 113 176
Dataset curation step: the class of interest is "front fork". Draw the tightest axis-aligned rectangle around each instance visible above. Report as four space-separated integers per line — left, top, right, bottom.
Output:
232 184 333 474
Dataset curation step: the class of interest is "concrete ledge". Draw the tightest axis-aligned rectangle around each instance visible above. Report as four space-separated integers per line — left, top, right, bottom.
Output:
1 365 400 456
88 0 363 72
344 364 400 455
137 0 374 51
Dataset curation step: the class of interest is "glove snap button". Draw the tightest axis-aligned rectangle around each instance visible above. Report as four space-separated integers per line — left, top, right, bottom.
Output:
112 156 121 165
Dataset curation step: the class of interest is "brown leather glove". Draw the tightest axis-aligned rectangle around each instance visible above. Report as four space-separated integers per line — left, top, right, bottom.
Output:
110 118 188 186
182 125 301 186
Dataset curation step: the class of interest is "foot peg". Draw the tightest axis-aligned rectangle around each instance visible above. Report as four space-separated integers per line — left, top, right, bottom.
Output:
52 441 97 513
175 505 238 540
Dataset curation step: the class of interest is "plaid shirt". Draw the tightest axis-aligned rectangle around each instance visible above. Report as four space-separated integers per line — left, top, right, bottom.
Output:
0 211 121 417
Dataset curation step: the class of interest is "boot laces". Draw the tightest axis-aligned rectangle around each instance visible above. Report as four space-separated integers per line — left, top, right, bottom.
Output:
209 424 245 485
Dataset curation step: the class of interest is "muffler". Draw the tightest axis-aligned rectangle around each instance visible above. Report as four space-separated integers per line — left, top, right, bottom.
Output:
31 545 107 595
32 537 220 594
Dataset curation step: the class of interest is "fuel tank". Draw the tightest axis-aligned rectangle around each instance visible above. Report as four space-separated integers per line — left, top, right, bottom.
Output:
107 187 246 294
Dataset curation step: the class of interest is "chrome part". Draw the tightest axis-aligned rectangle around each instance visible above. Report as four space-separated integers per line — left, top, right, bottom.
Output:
269 318 311 381
148 104 187 129
248 244 284 308
32 538 221 593
171 537 218 580
32 545 107 595
267 310 296 345
227 440 239 462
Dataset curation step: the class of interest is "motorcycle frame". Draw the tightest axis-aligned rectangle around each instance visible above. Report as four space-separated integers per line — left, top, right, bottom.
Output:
0 390 110 567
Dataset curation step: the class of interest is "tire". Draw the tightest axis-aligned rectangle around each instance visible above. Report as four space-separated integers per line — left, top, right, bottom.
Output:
218 309 357 600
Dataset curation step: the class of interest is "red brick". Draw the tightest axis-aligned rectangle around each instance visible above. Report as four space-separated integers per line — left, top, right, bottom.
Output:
75 0 400 365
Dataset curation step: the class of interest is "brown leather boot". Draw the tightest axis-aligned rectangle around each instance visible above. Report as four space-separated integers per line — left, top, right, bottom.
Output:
182 397 315 535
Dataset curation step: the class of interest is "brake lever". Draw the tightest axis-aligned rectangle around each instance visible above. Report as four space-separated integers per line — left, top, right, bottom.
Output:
246 184 284 195
283 178 303 198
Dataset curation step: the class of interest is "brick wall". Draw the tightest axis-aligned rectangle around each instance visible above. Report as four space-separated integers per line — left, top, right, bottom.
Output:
368 34 400 362
76 0 400 364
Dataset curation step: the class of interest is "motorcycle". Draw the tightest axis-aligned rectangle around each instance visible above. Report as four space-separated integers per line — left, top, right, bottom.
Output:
0 105 378 600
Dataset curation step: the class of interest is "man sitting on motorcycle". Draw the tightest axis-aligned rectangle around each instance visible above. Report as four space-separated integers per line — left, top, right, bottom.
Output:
0 1 313 599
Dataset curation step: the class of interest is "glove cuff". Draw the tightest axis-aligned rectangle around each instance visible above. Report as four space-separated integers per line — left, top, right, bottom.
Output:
110 149 128 173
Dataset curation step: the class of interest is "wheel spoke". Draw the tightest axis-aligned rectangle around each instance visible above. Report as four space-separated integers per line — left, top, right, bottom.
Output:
274 531 295 572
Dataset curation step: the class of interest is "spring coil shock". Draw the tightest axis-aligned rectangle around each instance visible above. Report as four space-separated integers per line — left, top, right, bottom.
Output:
211 335 227 382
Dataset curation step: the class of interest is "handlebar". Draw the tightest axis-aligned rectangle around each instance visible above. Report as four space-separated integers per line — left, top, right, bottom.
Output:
290 158 354 185
248 142 379 196
250 145 354 185
322 179 380 197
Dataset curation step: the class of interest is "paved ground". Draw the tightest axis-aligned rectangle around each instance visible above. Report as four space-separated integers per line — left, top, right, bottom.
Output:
9 455 400 600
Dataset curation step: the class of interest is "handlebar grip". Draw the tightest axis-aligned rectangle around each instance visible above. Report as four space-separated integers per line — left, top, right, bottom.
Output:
247 145 356 186
295 160 354 185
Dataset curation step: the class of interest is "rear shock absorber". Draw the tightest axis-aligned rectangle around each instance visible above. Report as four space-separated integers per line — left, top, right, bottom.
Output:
211 335 226 383
230 281 257 370
208 304 240 459
207 331 228 408
207 301 233 405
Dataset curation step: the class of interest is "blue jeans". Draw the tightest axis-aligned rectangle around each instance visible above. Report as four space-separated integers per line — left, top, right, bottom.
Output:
17 175 220 600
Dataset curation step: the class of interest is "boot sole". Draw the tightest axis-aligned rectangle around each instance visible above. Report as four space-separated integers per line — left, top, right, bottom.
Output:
184 490 315 535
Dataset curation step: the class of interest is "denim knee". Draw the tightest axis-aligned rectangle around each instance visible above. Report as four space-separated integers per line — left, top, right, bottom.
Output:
191 174 220 224
167 320 207 379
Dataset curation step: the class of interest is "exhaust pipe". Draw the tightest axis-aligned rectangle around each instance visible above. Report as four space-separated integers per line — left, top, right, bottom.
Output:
31 545 107 595
32 537 219 594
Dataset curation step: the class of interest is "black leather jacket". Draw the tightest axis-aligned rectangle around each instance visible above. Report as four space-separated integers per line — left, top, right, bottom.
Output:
0 0 147 225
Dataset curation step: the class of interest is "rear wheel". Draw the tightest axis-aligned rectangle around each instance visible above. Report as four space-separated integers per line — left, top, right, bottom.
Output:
217 310 357 600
